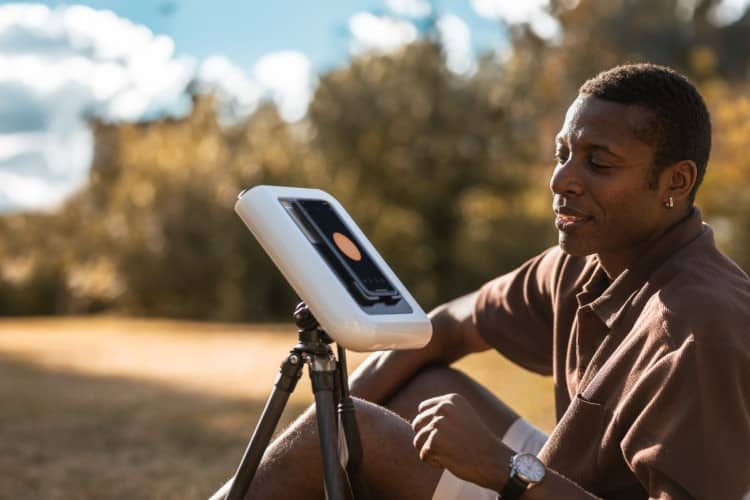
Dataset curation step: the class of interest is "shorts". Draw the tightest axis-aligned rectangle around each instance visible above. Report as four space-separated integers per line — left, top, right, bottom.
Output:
431 418 548 500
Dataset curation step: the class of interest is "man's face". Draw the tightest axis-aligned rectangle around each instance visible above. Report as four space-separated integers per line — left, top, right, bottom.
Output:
550 95 670 275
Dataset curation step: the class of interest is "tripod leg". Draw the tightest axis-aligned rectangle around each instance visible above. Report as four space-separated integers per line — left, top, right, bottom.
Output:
336 346 370 500
310 354 353 500
224 352 304 500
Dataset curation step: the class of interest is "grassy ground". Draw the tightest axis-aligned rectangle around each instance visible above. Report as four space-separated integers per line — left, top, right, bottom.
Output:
0 317 553 500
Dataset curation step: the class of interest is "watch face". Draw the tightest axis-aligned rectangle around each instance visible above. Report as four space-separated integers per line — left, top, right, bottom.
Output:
513 453 546 483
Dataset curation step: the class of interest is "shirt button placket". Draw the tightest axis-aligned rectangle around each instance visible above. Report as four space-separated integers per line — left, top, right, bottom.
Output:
575 306 610 394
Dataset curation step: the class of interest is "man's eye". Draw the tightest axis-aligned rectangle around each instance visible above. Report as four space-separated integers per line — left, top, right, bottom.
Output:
589 159 611 170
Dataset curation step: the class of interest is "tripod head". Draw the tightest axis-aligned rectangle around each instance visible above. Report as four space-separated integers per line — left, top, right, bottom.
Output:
293 302 334 346
294 302 320 331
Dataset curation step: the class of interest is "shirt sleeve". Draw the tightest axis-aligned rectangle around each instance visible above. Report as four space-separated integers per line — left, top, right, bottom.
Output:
472 246 561 375
618 338 750 500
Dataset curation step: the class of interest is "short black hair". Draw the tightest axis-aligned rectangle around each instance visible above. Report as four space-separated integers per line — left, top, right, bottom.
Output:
579 63 711 204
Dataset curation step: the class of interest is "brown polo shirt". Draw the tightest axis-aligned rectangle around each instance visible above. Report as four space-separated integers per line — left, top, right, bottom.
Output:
473 209 750 499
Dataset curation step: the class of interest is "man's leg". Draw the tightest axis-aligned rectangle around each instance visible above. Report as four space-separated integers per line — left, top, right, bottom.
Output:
385 366 547 500
244 398 442 500
238 365 525 499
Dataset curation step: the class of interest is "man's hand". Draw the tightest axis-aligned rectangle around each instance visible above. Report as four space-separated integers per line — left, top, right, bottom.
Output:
411 393 511 491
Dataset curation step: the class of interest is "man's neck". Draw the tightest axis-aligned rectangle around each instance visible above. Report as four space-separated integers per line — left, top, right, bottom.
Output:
597 206 694 280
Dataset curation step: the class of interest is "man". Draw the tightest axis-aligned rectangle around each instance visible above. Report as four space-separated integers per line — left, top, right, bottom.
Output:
241 64 750 499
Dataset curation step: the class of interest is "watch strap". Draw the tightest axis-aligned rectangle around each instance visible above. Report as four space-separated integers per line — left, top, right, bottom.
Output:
498 473 528 500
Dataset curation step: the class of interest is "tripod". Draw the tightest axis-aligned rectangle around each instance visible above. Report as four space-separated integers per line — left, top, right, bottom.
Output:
215 302 369 500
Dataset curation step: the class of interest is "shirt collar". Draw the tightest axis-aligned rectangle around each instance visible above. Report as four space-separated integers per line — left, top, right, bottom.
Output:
586 207 707 329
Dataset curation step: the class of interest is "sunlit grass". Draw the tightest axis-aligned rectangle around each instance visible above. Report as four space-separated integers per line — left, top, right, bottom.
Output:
0 317 553 499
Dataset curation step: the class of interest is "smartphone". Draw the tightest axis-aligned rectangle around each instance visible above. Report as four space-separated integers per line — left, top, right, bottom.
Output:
283 199 401 306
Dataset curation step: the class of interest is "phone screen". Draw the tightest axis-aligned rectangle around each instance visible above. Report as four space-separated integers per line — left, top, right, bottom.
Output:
295 199 397 297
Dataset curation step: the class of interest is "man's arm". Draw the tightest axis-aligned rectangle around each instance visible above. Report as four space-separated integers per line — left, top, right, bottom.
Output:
413 393 602 500
352 247 558 404
349 291 491 404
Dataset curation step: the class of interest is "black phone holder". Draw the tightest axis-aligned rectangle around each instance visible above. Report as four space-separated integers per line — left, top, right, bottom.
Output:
220 302 369 500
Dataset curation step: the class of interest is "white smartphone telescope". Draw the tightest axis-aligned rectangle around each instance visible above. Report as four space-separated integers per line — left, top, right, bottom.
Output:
234 185 432 352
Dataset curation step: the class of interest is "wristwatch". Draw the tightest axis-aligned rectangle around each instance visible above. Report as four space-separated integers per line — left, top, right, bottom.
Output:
497 453 546 499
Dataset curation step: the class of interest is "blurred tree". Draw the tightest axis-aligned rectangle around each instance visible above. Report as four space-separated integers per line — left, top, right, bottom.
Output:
76 98 309 320
0 213 68 314
543 0 750 85
309 41 552 307
0 97 310 320
698 80 750 271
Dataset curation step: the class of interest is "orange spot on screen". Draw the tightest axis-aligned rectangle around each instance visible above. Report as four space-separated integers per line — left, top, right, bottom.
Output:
333 232 362 261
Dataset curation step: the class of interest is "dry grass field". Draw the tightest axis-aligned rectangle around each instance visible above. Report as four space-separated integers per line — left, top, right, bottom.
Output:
0 317 553 500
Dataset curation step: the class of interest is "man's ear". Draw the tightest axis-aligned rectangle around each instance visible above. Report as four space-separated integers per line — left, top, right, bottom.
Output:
661 160 698 203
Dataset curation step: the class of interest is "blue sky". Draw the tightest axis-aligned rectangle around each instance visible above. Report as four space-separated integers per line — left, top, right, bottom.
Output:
24 0 509 71
0 0 746 212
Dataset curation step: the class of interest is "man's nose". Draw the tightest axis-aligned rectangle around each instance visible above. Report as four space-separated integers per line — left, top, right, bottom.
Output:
549 159 584 196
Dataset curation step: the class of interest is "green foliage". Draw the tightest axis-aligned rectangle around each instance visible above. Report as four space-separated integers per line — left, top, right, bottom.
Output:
2 0 750 319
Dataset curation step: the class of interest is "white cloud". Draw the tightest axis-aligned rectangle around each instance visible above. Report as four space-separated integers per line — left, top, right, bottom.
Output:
0 4 316 212
385 0 432 18
197 55 262 123
348 12 418 55
198 52 315 124
253 51 314 123
0 3 195 212
470 0 544 22
0 4 195 121
0 129 93 211
437 14 476 76
197 52 316 124
470 0 561 40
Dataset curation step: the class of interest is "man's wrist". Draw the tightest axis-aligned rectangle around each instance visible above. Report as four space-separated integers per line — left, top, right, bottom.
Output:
497 452 547 499
485 439 514 492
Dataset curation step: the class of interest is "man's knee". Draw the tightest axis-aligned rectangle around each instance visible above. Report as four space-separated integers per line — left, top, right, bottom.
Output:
386 365 519 436
385 365 480 420
291 398 410 448
351 397 410 436
407 365 463 384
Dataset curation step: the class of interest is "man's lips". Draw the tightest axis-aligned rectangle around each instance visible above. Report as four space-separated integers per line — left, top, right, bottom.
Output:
554 207 593 231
